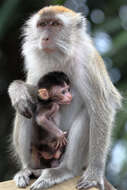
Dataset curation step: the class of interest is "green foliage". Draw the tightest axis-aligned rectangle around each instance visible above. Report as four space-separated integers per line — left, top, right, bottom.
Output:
0 0 21 41
52 0 66 5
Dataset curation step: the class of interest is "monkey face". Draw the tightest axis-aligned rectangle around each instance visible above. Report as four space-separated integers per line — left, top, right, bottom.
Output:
51 83 72 104
36 18 64 53
23 6 85 55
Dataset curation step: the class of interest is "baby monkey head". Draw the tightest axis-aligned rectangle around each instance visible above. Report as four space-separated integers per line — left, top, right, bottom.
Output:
38 71 72 104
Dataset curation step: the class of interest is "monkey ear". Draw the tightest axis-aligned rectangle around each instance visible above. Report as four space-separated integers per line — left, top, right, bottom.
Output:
38 88 49 100
77 19 83 28
76 15 85 28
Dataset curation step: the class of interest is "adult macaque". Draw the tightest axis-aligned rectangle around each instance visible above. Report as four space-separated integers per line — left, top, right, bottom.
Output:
31 71 71 169
8 5 122 190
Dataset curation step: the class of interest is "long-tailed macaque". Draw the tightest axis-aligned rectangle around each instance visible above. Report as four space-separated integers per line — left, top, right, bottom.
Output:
8 5 121 190
31 71 72 169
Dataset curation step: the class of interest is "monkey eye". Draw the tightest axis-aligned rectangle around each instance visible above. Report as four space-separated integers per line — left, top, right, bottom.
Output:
51 21 61 26
40 22 47 27
37 21 47 27
61 90 66 94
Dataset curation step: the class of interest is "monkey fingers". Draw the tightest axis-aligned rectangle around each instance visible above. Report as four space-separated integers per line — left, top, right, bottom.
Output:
63 136 67 145
14 169 32 188
55 136 67 149
55 140 61 149
77 180 98 190
77 177 104 190
15 99 34 118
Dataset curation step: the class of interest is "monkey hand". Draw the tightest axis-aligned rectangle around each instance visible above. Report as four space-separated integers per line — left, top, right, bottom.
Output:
14 168 32 188
76 168 104 190
8 80 36 118
15 99 35 118
56 131 67 149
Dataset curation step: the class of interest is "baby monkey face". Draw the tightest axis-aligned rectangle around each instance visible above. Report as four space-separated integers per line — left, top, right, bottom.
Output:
51 83 72 104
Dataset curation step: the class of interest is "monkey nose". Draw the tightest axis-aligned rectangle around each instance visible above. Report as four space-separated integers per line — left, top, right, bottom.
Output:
43 37 49 42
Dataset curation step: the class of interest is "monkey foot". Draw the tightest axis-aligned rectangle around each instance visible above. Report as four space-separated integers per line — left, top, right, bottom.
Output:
14 168 32 188
77 180 99 190
76 175 104 190
30 167 74 190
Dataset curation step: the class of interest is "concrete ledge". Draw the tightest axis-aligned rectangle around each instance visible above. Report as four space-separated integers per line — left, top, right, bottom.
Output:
0 178 98 190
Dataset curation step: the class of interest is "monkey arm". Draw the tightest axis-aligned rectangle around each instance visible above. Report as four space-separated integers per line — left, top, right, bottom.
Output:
36 109 66 148
76 50 122 189
8 80 37 118
36 113 64 138
45 102 60 119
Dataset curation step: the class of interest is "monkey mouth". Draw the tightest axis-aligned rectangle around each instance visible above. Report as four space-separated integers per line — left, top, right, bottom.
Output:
43 48 55 53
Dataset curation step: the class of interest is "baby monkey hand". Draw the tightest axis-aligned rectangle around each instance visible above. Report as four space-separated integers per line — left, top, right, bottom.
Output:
56 131 67 149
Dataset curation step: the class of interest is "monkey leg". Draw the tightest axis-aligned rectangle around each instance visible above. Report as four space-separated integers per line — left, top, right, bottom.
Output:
31 146 41 169
13 114 33 166
30 109 89 190
13 114 37 187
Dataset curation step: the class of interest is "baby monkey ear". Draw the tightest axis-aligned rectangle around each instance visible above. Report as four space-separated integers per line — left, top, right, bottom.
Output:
38 88 49 100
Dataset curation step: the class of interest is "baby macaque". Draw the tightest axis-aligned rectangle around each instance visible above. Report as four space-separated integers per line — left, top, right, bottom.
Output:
31 71 72 168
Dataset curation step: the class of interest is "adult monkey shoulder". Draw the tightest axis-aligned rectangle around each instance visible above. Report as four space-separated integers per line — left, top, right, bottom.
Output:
8 5 122 190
